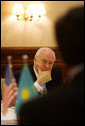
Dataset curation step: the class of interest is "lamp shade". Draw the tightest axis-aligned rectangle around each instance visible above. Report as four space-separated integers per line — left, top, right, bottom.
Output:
12 3 24 15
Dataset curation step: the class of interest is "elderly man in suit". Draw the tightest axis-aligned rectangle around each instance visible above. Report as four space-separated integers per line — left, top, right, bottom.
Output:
18 6 84 125
15 47 63 95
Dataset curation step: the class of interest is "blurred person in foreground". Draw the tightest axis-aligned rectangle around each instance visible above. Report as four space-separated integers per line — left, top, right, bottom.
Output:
15 47 63 95
18 6 84 125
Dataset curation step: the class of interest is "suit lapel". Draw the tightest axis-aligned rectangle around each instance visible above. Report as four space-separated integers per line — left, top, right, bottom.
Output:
28 64 37 82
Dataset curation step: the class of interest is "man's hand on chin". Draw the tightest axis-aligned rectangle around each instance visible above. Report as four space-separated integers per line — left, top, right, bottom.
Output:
36 66 52 86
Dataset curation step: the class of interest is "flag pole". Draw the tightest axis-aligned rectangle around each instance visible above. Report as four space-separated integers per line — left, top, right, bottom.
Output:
7 55 12 65
7 56 13 78
22 55 28 65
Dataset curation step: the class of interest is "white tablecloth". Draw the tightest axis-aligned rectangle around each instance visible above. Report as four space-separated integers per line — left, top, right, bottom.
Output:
1 104 17 125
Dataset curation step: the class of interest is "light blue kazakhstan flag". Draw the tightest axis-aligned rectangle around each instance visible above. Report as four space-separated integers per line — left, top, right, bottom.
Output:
15 64 39 115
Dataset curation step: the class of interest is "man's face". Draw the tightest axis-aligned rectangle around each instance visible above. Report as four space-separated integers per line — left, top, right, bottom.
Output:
34 50 55 73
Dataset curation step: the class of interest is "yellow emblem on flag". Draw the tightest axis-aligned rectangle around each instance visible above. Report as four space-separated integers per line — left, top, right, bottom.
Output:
21 88 30 100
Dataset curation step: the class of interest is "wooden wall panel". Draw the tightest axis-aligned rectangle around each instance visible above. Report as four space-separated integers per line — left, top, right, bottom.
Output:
1 47 69 83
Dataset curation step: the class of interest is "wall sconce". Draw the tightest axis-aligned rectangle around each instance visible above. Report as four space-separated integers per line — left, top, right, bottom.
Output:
12 3 46 22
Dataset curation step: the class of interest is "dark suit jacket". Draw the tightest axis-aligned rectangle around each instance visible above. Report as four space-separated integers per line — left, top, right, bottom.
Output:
18 70 84 125
15 64 63 93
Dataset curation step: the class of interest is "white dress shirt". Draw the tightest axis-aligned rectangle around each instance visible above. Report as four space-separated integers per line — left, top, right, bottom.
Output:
33 67 47 95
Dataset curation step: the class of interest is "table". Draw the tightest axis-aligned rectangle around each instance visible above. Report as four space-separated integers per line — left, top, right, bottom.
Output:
1 120 17 125
1 104 18 125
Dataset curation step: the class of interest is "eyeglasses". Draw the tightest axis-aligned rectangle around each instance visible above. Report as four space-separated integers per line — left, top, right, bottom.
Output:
39 59 54 66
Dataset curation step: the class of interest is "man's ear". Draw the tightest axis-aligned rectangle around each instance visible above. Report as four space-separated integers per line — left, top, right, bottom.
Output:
34 57 37 64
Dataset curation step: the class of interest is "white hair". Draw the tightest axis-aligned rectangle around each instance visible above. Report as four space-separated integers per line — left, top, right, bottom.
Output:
35 47 56 60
